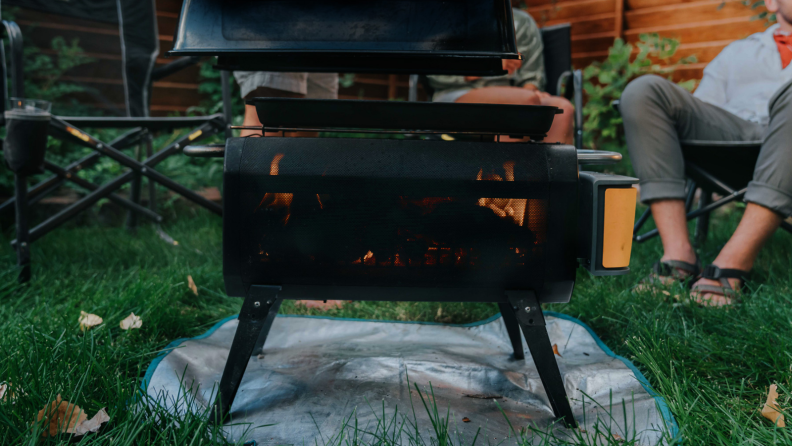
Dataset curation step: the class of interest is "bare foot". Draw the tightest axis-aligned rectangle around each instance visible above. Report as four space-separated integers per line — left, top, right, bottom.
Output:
690 276 741 307
299 300 346 311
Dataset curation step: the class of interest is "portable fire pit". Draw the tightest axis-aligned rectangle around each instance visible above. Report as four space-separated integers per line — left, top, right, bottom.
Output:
172 0 638 429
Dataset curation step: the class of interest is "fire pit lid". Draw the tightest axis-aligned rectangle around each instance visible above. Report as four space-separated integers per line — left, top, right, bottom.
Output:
170 0 520 75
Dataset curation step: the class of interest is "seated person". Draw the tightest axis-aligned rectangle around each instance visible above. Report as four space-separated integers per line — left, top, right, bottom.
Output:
234 71 338 137
620 0 792 306
427 4 575 144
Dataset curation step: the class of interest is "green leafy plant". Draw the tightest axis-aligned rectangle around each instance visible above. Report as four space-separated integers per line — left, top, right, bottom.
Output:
738 0 775 24
582 34 697 162
21 37 95 112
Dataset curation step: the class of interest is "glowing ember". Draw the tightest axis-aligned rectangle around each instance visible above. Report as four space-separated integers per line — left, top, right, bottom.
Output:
476 161 527 226
256 153 294 223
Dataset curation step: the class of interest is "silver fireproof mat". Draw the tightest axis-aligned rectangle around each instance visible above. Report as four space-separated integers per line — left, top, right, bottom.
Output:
144 312 677 445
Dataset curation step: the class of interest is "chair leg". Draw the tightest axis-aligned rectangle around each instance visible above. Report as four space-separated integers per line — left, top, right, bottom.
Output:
252 299 282 356
505 291 577 428
13 173 31 283
145 132 156 214
694 190 712 247
684 180 697 212
498 302 524 360
125 141 144 231
211 286 281 424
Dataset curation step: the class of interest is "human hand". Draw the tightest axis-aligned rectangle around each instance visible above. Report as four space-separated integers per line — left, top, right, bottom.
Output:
502 59 522 75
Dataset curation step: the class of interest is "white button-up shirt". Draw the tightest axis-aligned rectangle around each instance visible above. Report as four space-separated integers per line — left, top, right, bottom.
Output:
694 24 792 124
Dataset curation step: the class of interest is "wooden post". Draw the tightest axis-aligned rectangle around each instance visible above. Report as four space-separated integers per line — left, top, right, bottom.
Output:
614 0 625 39
388 74 398 100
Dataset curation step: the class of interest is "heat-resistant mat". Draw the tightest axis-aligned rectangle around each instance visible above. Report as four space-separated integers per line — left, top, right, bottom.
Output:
144 312 677 445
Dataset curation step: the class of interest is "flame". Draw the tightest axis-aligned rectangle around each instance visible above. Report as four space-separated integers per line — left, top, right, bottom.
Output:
256 153 293 223
476 161 527 226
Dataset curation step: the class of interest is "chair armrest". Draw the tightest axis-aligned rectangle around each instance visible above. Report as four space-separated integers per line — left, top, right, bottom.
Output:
680 140 762 148
573 69 583 150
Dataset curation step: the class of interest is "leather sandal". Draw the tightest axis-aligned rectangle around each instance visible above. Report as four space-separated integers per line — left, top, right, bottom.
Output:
691 264 750 306
635 257 701 291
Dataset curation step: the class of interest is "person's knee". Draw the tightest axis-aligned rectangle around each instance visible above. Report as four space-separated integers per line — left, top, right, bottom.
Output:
554 97 575 122
769 80 792 118
521 93 542 106
620 74 668 116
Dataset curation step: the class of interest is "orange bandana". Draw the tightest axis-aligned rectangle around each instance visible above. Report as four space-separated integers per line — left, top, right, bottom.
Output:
774 32 792 69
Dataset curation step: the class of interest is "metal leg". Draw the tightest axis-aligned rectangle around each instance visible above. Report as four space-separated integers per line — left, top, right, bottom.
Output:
13 174 30 283
694 190 712 247
126 132 145 231
145 132 156 213
212 285 281 424
684 180 697 212
506 291 576 428
220 70 233 139
497 302 524 360
632 208 651 238
252 299 283 356
43 161 162 222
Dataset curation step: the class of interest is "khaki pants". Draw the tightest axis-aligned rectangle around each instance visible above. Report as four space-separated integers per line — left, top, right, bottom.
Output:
620 74 792 217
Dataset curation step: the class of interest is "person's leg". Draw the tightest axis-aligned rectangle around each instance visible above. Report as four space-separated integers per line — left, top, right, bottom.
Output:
539 95 575 145
455 86 575 144
691 204 781 305
691 80 792 305
241 86 305 137
620 75 763 278
455 86 542 106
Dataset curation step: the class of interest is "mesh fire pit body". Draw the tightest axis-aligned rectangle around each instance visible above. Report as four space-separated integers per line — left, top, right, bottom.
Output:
173 0 638 430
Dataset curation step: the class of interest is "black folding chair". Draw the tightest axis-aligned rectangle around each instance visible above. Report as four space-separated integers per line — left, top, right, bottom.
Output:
632 141 792 245
409 23 584 150
0 12 231 282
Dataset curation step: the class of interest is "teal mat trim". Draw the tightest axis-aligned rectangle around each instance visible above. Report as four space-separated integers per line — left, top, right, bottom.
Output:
142 311 679 439
545 311 680 440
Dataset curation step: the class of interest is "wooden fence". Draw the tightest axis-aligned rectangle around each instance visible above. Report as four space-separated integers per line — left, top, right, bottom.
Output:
525 0 768 82
13 0 769 115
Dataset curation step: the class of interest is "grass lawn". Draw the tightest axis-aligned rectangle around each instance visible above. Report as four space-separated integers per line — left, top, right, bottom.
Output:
0 202 791 445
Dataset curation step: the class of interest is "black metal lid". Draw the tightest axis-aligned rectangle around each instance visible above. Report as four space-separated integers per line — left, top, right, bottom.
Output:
169 0 520 75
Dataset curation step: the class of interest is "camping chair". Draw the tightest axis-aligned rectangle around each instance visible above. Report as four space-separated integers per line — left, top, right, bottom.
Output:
408 23 584 150
630 141 792 245
0 5 231 282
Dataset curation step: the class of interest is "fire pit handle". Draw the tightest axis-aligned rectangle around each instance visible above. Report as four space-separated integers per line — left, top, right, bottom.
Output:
184 144 225 158
577 150 621 165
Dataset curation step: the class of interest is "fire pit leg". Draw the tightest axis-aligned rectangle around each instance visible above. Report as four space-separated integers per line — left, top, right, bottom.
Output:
506 291 577 429
211 285 281 424
252 299 283 356
497 302 525 360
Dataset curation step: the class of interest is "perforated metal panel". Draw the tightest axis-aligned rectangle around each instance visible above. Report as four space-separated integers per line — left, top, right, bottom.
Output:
223 137 578 297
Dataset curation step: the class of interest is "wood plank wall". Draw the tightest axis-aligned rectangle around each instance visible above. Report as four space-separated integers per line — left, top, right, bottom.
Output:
522 0 769 83
13 0 770 115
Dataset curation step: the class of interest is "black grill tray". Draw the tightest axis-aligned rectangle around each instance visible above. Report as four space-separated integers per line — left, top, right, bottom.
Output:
249 98 561 136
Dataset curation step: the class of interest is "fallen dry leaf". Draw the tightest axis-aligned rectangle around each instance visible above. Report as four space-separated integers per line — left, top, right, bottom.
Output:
119 313 142 330
462 417 471 423
552 344 562 357
0 382 9 401
0 382 23 403
35 396 110 437
761 384 786 427
187 275 198 295
36 395 87 437
71 408 110 435
78 311 103 331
